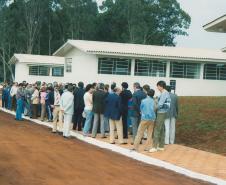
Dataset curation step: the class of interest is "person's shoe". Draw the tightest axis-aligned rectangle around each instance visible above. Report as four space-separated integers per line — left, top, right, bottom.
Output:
110 142 115 144
157 147 165 151
101 136 107 139
58 132 63 136
149 148 158 153
120 142 127 145
52 131 57 134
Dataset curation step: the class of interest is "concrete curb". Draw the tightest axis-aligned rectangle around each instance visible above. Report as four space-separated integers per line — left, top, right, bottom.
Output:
1 107 225 185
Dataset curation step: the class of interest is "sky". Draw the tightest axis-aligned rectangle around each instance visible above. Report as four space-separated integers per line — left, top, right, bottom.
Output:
96 0 226 50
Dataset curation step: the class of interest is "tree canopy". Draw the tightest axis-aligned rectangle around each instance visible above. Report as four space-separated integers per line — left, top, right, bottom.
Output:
0 0 190 82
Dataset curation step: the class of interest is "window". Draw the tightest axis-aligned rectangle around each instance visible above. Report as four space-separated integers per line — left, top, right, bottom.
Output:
204 63 226 80
98 58 131 75
170 62 200 79
29 66 50 76
52 67 64 77
65 58 72 72
135 59 166 77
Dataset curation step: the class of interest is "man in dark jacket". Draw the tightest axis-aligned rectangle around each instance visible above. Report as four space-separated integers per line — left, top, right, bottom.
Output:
92 83 107 138
105 87 125 144
46 86 54 122
131 82 146 142
73 82 85 131
120 82 132 139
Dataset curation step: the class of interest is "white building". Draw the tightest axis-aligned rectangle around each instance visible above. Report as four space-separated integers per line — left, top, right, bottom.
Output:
10 40 226 96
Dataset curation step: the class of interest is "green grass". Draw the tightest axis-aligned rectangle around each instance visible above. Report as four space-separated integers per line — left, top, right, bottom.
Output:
176 97 226 155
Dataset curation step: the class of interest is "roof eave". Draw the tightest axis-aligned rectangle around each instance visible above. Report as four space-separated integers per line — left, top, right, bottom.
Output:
9 55 17 65
203 15 226 32
89 51 226 63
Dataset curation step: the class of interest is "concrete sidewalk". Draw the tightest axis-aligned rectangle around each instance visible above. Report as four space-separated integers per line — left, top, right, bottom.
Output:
94 134 226 181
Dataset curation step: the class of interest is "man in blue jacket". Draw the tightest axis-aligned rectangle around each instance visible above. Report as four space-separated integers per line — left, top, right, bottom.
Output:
105 87 126 144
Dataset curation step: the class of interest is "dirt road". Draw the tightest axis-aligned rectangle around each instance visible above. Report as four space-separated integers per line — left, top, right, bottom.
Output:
0 111 212 185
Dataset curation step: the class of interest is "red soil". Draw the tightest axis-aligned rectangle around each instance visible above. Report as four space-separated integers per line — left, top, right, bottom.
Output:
0 111 212 185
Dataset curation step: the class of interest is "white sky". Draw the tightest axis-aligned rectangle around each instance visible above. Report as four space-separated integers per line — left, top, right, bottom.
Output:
96 0 226 50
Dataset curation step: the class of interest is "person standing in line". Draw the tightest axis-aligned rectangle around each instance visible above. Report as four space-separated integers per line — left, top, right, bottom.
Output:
105 87 126 144
133 87 156 151
40 86 47 121
91 83 107 138
164 85 179 145
52 85 63 133
120 82 132 139
103 84 110 133
45 86 54 122
149 81 171 153
110 82 116 94
31 86 39 119
60 85 74 138
73 82 85 131
83 84 95 136
2 84 8 108
131 82 146 143
15 83 25 121
10 82 18 111
24 84 33 117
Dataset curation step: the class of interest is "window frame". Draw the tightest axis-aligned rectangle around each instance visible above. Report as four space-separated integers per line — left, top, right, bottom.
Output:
52 66 64 77
170 61 201 79
65 58 72 73
98 57 131 75
29 65 50 76
134 59 167 77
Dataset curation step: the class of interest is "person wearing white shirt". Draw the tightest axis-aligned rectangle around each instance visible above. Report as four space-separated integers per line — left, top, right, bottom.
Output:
10 82 18 111
83 84 95 136
60 85 74 138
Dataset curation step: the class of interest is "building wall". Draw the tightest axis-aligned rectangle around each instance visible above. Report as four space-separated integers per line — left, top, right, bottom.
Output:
63 49 226 96
14 49 226 96
15 63 65 84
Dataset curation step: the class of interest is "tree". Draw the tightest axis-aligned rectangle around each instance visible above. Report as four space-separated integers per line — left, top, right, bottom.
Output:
97 0 191 46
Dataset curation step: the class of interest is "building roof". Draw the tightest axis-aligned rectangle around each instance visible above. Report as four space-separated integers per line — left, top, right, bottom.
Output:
9 54 65 65
203 14 226 33
53 40 226 62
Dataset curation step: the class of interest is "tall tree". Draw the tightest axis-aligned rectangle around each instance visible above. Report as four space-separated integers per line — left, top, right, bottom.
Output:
97 0 191 46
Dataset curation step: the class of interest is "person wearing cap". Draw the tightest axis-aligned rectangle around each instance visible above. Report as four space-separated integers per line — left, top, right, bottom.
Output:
120 82 132 139
60 85 74 138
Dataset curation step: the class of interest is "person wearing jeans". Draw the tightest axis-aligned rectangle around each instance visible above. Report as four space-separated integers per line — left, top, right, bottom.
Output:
149 81 171 153
91 83 107 138
83 84 94 136
15 83 25 121
164 86 178 145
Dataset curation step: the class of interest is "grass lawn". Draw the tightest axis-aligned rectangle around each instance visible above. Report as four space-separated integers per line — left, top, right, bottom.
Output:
176 97 226 156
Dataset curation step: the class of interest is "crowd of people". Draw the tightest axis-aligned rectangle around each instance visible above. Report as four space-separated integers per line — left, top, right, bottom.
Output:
1 80 178 153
